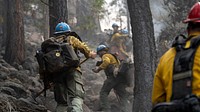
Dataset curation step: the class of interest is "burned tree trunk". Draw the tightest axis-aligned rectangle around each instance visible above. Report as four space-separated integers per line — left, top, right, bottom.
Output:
127 0 157 111
1 0 8 48
4 0 25 65
49 0 68 37
43 0 49 40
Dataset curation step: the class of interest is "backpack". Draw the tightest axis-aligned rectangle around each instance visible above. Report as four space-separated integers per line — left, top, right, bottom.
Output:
35 35 80 74
151 35 200 112
96 53 134 87
118 61 134 87
171 34 200 100
113 54 134 87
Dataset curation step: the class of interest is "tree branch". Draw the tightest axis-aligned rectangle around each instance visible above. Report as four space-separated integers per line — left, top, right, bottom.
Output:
40 0 50 7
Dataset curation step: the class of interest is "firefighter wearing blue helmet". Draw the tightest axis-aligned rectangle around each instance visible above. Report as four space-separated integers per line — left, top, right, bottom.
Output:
96 44 108 53
93 44 129 112
109 24 129 61
40 22 96 112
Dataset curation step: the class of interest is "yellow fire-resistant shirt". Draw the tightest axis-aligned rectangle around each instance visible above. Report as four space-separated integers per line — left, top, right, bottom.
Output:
53 35 91 72
152 31 200 105
66 36 91 58
99 53 120 70
111 33 129 57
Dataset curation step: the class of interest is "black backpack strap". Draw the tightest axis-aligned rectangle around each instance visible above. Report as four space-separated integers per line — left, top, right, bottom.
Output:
172 34 187 51
110 53 120 65
68 31 82 42
171 35 200 100
53 31 82 42
190 35 200 48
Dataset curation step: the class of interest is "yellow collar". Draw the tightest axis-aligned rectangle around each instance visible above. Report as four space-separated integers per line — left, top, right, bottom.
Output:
185 32 200 48
188 32 200 38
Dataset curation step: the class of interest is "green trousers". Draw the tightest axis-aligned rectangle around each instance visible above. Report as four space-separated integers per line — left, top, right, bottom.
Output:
53 70 84 112
99 75 129 112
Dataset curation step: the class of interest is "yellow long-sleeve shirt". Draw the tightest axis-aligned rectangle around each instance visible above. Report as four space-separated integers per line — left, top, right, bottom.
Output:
43 35 91 73
67 36 91 58
152 32 200 105
99 53 120 70
111 33 129 57
54 34 91 58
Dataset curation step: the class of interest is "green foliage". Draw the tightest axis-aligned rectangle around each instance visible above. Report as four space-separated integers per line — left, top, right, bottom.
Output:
91 0 105 18
92 0 105 11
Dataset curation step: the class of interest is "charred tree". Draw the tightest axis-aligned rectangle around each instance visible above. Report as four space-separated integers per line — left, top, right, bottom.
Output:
127 0 156 111
0 1 3 47
43 0 49 40
1 0 8 48
4 0 25 65
49 0 68 37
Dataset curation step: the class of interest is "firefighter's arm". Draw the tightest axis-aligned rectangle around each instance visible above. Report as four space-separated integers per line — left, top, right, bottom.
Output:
68 36 96 58
120 34 129 38
152 64 166 105
111 33 128 42
92 56 111 73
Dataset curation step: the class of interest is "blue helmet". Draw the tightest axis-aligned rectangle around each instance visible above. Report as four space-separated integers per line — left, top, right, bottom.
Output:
112 23 119 28
97 44 108 53
121 29 128 34
54 22 71 34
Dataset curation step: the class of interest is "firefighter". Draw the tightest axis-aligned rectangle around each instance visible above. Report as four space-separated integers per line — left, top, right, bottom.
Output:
40 22 96 112
109 23 129 61
92 44 129 112
112 23 120 34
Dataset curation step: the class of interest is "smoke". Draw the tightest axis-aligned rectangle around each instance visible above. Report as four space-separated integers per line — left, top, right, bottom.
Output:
149 0 168 40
